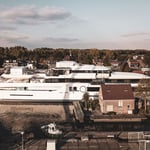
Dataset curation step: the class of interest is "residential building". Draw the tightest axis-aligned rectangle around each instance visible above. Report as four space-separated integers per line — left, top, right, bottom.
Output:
127 59 140 69
99 84 135 114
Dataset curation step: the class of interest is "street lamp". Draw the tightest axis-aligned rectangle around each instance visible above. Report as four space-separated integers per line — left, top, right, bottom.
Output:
20 131 24 150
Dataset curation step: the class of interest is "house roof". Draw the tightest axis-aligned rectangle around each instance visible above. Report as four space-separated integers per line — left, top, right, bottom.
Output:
101 84 134 100
129 61 139 64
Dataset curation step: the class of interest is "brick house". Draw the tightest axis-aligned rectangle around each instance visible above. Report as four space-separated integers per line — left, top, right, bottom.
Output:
99 84 135 114
127 59 140 69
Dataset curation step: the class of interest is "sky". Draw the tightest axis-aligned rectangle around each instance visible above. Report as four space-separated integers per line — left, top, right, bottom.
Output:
0 0 150 50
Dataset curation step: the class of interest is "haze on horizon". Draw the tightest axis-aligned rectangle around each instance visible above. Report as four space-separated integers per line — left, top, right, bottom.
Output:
0 0 150 50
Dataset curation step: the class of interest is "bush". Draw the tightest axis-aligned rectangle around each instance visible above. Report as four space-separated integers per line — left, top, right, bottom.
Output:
106 111 116 115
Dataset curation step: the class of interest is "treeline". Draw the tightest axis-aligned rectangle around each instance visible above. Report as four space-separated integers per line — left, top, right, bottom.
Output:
0 46 150 68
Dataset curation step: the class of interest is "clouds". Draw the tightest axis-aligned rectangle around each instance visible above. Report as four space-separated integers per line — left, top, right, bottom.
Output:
122 32 150 37
1 1 150 50
0 4 81 48
0 26 16 31
0 32 29 47
1 31 150 49
0 31 80 48
45 37 79 43
0 6 71 25
0 34 28 43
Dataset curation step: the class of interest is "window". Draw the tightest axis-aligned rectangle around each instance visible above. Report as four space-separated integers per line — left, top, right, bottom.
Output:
69 87 77 91
118 100 123 107
69 87 72 91
107 105 113 112
111 79 117 83
117 79 124 83
73 87 77 91
87 87 99 91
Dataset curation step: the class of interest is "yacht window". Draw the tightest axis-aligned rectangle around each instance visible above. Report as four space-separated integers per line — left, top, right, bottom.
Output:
117 79 124 83
45 79 59 83
50 79 58 83
17 87 24 91
111 79 117 83
131 79 139 83
24 87 27 90
124 79 130 83
69 87 77 91
69 87 72 91
73 87 77 91
87 87 99 91
105 79 111 83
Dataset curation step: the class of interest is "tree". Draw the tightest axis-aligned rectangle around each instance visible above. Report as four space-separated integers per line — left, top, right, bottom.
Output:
82 92 90 111
91 99 100 111
103 55 110 66
135 79 150 113
144 51 150 67
121 62 131 72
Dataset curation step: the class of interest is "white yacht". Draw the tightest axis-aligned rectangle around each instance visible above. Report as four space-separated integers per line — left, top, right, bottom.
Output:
0 61 149 102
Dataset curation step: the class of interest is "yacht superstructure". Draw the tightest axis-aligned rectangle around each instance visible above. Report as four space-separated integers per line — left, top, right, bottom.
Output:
0 61 149 102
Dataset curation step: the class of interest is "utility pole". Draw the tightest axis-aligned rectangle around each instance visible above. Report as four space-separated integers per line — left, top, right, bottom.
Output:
20 131 24 150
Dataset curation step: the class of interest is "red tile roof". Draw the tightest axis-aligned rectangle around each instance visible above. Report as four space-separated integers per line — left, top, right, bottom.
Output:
101 84 134 100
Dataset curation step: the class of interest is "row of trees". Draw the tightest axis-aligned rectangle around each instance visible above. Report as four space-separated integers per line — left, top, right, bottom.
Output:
0 46 150 68
82 93 100 111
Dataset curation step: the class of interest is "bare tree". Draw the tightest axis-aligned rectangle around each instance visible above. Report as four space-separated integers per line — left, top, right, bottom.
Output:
135 79 150 113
